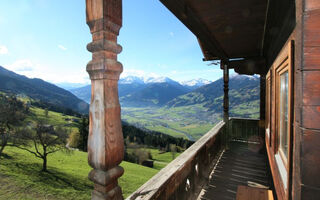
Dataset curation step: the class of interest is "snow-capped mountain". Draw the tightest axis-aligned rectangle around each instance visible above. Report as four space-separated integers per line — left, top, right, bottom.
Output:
180 78 212 90
143 76 177 84
119 76 144 84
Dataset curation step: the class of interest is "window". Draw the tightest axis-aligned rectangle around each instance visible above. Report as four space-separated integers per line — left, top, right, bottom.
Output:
279 71 289 162
265 40 293 191
265 72 271 145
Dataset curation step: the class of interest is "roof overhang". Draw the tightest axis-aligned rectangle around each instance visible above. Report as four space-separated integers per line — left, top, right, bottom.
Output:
160 0 268 68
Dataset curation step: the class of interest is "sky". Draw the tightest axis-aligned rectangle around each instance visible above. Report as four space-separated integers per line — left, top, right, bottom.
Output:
0 0 230 84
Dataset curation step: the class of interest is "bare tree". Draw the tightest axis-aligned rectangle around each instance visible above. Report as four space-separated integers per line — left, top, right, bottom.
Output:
15 122 69 171
0 95 27 158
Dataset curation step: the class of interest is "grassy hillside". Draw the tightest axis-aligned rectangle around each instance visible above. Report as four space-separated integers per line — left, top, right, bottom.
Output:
0 146 158 199
0 66 88 113
0 95 180 199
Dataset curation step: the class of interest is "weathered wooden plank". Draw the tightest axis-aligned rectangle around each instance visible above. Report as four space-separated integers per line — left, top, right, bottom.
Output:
304 9 320 47
302 71 320 105
228 58 266 75
302 105 320 129
300 185 320 200
305 0 320 11
303 47 320 70
300 129 320 186
236 186 273 200
126 121 225 200
292 124 302 200
160 0 229 62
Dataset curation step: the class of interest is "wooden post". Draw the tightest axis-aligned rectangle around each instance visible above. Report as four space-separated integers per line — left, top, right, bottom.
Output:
86 0 124 199
222 63 229 148
259 74 266 140
223 64 229 123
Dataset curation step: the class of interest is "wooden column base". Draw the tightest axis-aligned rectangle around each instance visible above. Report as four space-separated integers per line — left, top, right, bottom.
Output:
89 167 124 200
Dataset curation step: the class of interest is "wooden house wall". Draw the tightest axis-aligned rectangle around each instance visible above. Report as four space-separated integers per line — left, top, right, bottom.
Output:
265 1 320 199
293 0 320 199
263 0 296 68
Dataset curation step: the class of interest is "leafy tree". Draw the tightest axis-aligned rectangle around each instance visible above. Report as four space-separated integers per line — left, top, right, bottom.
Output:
0 94 27 158
15 122 69 171
77 117 89 151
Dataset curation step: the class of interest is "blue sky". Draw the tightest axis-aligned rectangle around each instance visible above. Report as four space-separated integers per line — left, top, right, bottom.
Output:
0 0 227 84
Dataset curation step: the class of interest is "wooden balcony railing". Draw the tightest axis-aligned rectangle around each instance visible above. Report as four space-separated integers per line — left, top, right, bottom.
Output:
228 118 261 143
126 121 225 200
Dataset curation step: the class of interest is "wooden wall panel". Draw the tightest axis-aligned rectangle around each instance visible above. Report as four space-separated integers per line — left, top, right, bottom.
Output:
304 0 320 11
300 185 320 200
304 47 320 70
303 10 320 47
292 124 302 200
302 71 320 105
300 130 320 186
295 0 320 199
302 106 320 129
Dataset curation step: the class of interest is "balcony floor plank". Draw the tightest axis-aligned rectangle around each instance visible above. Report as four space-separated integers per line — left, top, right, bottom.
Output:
197 141 271 200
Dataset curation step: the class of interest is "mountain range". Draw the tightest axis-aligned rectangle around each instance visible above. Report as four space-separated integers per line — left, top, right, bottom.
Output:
0 65 260 139
166 75 260 116
0 66 89 113
70 75 259 114
70 76 212 106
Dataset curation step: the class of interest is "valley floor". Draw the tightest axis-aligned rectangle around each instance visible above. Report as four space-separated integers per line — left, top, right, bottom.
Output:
122 106 220 141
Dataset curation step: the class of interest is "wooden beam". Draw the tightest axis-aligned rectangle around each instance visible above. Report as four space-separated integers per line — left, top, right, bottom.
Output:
227 58 266 75
160 0 229 62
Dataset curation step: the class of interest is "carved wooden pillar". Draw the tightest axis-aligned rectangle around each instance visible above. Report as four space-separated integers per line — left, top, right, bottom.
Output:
86 0 124 199
222 63 229 148
223 63 229 123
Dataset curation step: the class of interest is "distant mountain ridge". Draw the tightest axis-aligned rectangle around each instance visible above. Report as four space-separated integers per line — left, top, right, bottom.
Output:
0 66 89 113
166 75 260 118
179 78 212 90
70 76 211 106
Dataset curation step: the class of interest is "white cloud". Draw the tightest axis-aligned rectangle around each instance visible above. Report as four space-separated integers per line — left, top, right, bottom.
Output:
5 59 34 72
58 44 67 51
4 59 90 84
0 45 8 55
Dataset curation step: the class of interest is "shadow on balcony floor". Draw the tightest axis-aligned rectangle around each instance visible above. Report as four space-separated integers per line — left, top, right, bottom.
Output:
197 141 271 200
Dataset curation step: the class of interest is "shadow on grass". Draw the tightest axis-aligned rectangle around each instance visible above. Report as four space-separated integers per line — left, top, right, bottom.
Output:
1 156 93 193
0 153 13 159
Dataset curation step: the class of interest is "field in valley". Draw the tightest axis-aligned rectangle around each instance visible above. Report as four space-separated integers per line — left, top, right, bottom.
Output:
122 105 221 141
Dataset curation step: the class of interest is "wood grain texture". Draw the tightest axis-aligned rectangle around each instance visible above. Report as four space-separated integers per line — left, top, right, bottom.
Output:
303 47 320 70
302 106 320 129
302 71 320 105
236 185 274 200
300 129 320 186
303 9 320 47
305 0 320 11
126 122 225 200
86 0 124 199
160 0 267 60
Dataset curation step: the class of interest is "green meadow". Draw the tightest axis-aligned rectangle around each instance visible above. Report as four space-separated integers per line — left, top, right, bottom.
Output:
0 146 159 199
